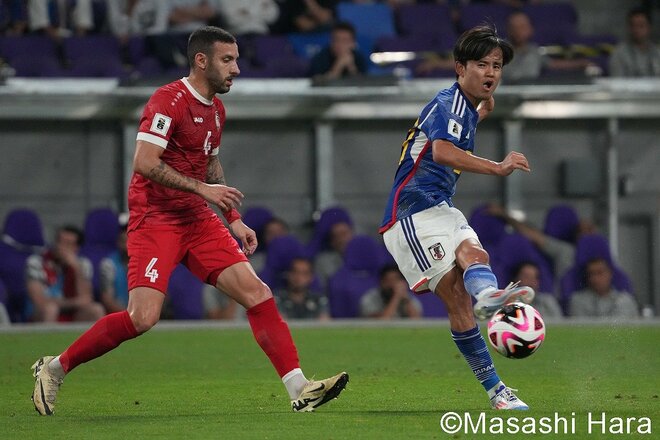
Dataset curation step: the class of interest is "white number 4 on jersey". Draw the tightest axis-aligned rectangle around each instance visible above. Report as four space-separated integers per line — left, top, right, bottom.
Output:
145 257 159 283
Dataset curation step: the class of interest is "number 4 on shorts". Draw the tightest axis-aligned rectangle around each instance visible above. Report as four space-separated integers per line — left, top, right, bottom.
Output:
145 257 159 283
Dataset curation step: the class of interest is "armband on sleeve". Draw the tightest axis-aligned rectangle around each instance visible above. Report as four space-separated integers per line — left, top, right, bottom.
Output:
223 208 241 224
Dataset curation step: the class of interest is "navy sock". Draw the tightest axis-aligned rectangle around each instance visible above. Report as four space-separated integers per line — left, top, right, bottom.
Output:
463 263 498 297
451 326 501 392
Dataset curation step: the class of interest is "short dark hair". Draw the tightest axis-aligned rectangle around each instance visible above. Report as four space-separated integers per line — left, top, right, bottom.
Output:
627 7 651 24
453 25 514 67
332 21 356 38
187 26 236 68
57 225 84 246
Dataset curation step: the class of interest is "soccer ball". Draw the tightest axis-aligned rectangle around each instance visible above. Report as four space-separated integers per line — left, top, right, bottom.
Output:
487 302 546 359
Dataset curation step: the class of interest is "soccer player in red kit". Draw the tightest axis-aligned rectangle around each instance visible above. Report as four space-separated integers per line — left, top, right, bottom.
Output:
31 26 348 416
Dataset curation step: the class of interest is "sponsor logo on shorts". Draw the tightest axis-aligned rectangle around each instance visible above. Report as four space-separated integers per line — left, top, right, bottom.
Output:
428 242 445 261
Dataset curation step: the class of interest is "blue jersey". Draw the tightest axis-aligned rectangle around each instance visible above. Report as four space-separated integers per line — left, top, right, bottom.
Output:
380 82 479 233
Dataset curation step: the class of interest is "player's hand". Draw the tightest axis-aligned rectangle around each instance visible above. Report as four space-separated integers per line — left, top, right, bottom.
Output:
477 96 495 121
199 183 244 211
229 220 258 256
497 151 530 176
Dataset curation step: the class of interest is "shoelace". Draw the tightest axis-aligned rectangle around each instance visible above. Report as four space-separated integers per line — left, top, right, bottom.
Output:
501 387 519 402
504 281 521 292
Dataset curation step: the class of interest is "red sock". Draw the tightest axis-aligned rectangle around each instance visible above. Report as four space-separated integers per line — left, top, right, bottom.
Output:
59 310 139 373
246 297 300 377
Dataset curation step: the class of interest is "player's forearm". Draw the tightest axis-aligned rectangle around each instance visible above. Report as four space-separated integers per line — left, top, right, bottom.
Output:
142 159 202 195
432 141 499 175
206 156 226 185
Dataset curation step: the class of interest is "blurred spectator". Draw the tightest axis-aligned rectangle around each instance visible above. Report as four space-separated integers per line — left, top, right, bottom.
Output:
309 21 368 81
250 217 289 274
569 258 639 319
313 210 354 287
503 10 594 83
609 8 660 77
203 285 240 319
27 0 94 39
415 53 455 78
106 0 171 42
168 0 219 33
275 257 329 320
98 225 128 314
488 203 594 284
271 0 337 34
510 262 562 319
360 265 422 319
25 225 104 322
2 0 28 35
0 303 8 326
215 0 279 36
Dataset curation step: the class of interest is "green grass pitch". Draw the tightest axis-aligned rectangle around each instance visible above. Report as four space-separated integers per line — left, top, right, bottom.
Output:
1 323 658 439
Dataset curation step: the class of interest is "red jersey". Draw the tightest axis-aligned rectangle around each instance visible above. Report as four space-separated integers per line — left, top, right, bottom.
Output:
128 77 226 231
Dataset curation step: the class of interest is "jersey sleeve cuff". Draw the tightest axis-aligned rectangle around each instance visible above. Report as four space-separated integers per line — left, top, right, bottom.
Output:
210 146 219 156
136 132 168 149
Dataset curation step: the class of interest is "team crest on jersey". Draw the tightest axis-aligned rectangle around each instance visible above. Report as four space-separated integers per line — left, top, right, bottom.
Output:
448 119 462 140
215 111 220 129
150 113 172 136
428 242 445 261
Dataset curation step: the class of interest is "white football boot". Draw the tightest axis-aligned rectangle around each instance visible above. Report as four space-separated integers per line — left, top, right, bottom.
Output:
473 281 535 320
291 372 349 412
31 356 64 416
490 385 529 410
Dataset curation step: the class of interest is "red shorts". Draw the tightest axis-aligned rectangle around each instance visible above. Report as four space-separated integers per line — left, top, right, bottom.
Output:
127 215 248 293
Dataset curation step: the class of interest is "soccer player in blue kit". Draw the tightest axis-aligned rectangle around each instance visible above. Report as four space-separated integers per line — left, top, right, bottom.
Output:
379 26 535 410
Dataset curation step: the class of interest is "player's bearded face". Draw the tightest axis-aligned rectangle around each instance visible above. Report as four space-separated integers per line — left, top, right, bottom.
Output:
207 43 240 94
457 48 503 106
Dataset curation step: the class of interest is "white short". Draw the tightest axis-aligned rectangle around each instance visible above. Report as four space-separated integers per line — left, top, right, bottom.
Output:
382 203 479 293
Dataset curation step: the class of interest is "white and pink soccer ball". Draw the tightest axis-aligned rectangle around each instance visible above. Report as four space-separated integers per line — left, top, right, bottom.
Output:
487 302 546 359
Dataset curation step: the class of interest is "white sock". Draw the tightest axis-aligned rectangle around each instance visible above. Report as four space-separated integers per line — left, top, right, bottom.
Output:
48 355 65 378
487 381 505 399
282 368 308 399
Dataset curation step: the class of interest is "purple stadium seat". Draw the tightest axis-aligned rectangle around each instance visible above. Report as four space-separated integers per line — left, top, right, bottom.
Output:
63 35 126 78
167 264 204 320
261 55 309 78
336 2 396 41
305 206 353 258
253 35 295 66
258 235 307 291
80 208 120 298
242 205 274 251
543 204 579 243
458 3 513 34
396 4 453 39
559 233 633 310
468 204 506 256
492 233 554 293
8 56 66 77
522 2 578 46
327 235 383 318
0 35 58 62
0 209 46 321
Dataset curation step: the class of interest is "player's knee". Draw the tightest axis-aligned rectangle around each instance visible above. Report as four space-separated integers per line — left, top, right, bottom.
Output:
457 244 489 268
129 309 160 334
249 281 273 307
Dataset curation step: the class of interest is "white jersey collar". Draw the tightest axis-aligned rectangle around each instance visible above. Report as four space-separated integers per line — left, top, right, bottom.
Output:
181 77 213 106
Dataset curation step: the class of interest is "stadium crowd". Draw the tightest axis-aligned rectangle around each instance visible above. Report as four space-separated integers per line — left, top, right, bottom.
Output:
0 202 641 324
0 0 659 81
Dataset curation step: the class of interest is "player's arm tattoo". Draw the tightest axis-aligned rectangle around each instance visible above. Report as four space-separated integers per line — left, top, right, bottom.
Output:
147 160 201 194
206 155 227 185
